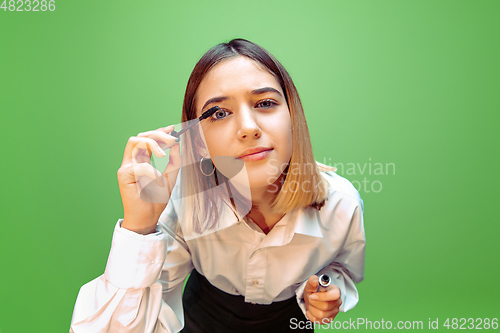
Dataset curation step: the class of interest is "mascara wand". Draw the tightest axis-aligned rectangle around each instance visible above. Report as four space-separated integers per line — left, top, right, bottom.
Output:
170 106 220 142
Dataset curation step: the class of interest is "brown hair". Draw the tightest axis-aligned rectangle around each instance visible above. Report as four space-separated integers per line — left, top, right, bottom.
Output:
178 38 335 236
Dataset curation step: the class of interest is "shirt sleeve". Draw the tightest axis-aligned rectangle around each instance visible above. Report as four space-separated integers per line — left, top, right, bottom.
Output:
295 200 366 314
70 218 193 333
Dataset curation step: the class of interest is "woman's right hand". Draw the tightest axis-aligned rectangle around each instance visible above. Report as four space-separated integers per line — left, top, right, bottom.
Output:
117 125 182 234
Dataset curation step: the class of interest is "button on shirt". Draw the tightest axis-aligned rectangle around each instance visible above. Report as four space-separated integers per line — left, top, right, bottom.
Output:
70 170 365 333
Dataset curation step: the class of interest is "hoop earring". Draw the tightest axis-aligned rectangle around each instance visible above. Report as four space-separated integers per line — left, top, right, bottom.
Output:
199 157 215 176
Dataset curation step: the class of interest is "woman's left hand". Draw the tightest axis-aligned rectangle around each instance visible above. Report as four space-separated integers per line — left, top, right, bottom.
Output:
303 275 342 325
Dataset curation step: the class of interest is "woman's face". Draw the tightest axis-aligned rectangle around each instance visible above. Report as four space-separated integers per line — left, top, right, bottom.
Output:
194 56 293 189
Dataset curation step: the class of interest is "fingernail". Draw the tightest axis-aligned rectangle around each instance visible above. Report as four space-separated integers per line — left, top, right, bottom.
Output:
309 294 318 300
158 147 166 156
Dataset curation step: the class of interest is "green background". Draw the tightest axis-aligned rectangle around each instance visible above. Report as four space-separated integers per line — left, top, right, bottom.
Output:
1 0 499 332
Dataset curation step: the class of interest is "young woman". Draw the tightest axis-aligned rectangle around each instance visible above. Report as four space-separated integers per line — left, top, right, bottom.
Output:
70 38 365 333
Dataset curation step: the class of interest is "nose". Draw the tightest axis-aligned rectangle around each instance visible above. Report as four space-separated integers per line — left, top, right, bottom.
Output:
237 107 262 140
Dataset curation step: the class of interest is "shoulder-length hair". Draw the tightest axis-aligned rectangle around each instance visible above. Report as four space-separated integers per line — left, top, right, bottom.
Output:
178 38 335 236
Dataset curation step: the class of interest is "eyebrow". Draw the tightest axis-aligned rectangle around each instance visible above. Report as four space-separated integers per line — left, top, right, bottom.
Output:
201 86 283 112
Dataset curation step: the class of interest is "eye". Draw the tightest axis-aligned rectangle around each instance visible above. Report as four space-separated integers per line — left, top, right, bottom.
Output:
256 99 277 108
210 108 231 121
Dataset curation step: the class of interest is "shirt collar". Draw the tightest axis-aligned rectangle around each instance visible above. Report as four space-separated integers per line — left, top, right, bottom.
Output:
292 207 324 238
174 187 324 243
249 206 324 249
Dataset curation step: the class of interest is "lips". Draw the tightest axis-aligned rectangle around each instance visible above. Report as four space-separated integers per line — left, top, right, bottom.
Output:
238 147 273 158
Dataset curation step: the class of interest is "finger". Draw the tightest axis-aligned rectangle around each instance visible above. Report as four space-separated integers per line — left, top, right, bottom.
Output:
163 143 181 192
153 125 178 140
307 297 341 311
165 142 181 170
132 162 167 188
157 125 175 132
137 130 177 149
305 310 321 325
131 137 167 162
303 275 319 298
309 285 341 302
123 137 164 165
307 306 339 323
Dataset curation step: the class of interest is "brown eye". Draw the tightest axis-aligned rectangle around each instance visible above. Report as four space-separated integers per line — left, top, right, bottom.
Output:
257 99 277 108
210 109 231 121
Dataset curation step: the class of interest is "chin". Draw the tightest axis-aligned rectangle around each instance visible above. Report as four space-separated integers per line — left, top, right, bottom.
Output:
246 167 283 188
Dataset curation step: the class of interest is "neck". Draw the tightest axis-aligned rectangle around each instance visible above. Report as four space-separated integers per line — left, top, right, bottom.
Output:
244 175 287 234
249 172 285 211
249 186 276 210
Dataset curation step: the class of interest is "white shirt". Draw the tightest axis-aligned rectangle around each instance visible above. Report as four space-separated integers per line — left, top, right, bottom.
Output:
70 170 365 333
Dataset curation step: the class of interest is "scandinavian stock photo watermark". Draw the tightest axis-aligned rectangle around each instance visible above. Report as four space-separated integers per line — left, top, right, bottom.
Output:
266 157 395 194
290 317 499 330
322 157 396 194
144 152 395 204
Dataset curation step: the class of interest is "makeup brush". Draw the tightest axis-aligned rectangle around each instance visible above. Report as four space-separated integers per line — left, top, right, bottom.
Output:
170 106 220 142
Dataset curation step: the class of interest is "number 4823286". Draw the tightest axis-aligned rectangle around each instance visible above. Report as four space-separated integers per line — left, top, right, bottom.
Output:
1 0 56 11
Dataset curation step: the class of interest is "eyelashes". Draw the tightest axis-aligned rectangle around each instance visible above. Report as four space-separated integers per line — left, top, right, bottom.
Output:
208 99 278 122
256 99 277 108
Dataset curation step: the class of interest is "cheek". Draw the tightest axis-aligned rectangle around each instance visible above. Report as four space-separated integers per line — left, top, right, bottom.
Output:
204 131 229 156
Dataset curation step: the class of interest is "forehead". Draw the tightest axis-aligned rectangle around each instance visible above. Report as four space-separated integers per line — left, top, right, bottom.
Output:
195 57 282 109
